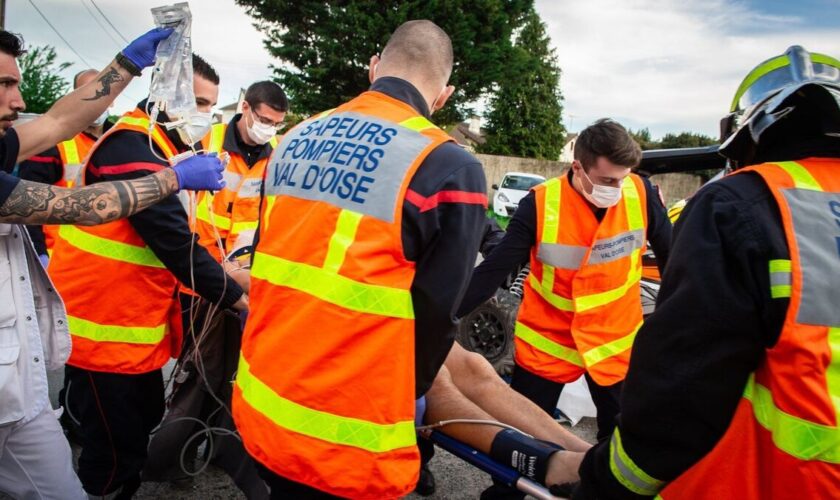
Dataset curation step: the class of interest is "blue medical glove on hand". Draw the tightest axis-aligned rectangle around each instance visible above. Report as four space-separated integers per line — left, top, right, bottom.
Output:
171 153 226 191
121 28 174 70
38 254 49 269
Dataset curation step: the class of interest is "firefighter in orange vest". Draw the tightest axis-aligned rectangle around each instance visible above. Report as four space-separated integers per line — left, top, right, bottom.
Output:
232 20 489 499
573 46 840 499
194 81 287 260
47 55 248 499
18 69 111 261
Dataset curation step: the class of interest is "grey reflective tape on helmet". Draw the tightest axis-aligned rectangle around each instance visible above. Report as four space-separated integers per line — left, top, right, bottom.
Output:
782 188 840 325
264 111 432 222
588 229 646 265
537 243 587 270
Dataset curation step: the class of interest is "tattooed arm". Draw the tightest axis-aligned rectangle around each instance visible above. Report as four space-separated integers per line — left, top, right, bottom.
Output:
14 63 134 163
0 169 179 225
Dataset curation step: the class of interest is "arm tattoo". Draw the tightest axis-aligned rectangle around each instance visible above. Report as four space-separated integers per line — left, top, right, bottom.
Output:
81 67 125 101
0 169 179 225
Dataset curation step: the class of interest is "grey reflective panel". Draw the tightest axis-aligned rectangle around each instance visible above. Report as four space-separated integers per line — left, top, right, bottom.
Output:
264 111 432 222
769 271 792 287
537 243 587 269
782 188 840 326
237 179 262 199
587 229 646 265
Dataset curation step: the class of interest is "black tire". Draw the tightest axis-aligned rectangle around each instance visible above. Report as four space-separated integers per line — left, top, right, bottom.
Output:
457 295 516 376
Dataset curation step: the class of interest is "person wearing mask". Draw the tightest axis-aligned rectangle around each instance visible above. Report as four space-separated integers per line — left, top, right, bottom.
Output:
457 118 671 500
572 45 840 500
0 28 225 500
232 20 488 499
18 69 113 261
46 54 246 499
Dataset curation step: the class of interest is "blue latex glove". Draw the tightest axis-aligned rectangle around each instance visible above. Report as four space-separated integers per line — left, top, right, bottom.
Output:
171 153 226 191
38 254 49 269
121 27 174 70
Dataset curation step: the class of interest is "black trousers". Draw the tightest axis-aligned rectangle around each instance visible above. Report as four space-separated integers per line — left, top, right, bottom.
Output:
64 365 164 498
481 363 623 500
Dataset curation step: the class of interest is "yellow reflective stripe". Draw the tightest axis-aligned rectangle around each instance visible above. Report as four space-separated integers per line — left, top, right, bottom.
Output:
541 178 561 244
622 177 644 231
207 123 225 153
583 321 642 367
68 315 166 344
731 54 789 112
58 225 165 268
231 220 258 234
528 273 574 311
399 116 437 132
744 374 840 463
195 194 232 230
769 259 792 298
828 327 840 426
575 249 643 312
609 427 665 495
261 195 276 233
252 252 414 319
60 139 80 165
116 116 177 159
269 135 278 148
773 161 823 191
323 210 362 273
236 355 416 452
514 321 584 367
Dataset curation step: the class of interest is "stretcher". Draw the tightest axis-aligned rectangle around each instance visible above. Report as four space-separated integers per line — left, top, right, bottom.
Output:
427 431 567 500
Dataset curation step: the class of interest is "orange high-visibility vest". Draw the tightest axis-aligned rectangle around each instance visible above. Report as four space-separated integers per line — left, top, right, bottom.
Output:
515 173 648 386
48 108 183 374
232 92 454 499
605 159 839 499
42 134 97 252
193 123 278 261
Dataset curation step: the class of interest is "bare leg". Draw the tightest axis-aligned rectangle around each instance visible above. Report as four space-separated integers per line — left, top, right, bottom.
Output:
444 343 591 452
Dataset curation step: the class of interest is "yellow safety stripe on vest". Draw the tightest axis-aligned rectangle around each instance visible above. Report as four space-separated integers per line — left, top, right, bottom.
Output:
115 116 177 159
236 354 416 452
609 427 665 496
828 326 840 427
528 273 574 311
231 220 259 234
58 225 165 269
583 321 642 367
769 259 792 298
269 136 278 148
398 116 437 132
743 374 840 463
323 210 363 273
622 177 644 231
514 321 584 366
60 139 81 165
251 251 414 319
261 195 276 233
68 315 166 344
540 179 562 296
195 194 233 230
207 123 225 153
574 253 643 312
773 161 823 191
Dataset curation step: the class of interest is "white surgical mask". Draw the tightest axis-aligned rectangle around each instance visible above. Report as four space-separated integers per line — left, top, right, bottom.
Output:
168 110 213 146
91 110 109 127
577 167 623 208
246 110 276 145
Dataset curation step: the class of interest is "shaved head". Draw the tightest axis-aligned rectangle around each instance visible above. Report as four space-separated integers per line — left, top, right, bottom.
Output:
379 20 453 88
73 69 98 89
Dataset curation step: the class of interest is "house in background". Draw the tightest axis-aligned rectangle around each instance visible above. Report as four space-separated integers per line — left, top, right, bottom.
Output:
558 133 577 162
450 115 486 152
217 88 247 124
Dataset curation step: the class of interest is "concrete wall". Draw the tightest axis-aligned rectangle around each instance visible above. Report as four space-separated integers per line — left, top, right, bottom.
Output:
477 153 703 207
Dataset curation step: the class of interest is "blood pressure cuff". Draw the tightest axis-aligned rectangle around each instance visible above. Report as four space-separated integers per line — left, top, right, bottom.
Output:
489 428 564 484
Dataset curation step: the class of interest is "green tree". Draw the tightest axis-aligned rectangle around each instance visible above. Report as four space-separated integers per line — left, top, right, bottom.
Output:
235 0 532 124
478 9 565 159
19 45 72 114
658 131 718 149
629 127 657 150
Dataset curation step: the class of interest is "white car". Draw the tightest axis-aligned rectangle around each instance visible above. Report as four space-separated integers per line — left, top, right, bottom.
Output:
491 172 546 217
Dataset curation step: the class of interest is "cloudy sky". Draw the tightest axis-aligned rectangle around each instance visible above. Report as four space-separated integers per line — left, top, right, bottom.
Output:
9 0 840 139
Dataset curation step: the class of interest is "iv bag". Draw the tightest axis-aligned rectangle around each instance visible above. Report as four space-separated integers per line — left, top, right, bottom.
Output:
149 2 194 117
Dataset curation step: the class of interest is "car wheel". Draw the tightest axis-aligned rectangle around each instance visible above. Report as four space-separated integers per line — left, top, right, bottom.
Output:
457 295 516 376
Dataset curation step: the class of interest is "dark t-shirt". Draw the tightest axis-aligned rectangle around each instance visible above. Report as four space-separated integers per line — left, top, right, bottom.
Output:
0 128 21 206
